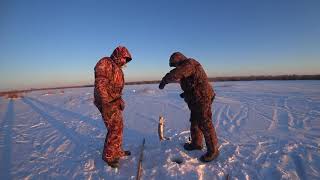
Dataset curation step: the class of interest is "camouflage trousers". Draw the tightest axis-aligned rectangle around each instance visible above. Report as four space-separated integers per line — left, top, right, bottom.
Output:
188 100 218 154
96 102 126 161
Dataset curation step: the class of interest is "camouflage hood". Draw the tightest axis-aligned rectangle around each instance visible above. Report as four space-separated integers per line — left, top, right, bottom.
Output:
110 46 132 67
169 52 188 67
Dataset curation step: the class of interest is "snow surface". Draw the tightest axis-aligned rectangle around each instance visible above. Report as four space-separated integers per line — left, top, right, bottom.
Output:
0 81 320 180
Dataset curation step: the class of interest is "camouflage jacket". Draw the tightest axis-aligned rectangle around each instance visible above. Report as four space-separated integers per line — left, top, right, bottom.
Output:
94 46 132 108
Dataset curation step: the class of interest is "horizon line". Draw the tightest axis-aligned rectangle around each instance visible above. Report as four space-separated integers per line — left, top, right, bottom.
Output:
1 74 320 94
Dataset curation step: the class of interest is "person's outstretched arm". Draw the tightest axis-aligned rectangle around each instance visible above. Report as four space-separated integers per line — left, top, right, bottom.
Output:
159 61 194 89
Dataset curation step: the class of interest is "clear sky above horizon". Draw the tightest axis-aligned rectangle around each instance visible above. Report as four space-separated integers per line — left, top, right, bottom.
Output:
1 0 319 91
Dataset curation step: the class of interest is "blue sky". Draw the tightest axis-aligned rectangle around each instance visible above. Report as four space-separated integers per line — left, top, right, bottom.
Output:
0 0 319 91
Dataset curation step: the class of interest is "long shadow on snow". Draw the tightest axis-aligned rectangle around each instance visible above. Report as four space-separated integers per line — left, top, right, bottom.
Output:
24 97 162 178
22 98 92 150
25 97 157 141
22 98 102 177
26 97 102 129
26 97 157 144
0 100 14 180
23 97 158 178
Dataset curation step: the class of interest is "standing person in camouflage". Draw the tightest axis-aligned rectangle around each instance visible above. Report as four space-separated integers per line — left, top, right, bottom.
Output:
94 46 132 168
159 52 219 162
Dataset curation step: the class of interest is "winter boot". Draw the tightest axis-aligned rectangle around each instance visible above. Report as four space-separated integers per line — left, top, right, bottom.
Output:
183 142 203 151
199 120 219 162
199 148 219 162
103 157 120 168
185 119 203 151
199 133 219 162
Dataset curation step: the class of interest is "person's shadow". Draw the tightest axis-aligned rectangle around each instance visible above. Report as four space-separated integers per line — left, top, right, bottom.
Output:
0 99 14 180
22 96 157 178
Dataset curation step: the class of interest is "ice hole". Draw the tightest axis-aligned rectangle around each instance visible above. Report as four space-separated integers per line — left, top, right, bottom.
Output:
171 157 184 164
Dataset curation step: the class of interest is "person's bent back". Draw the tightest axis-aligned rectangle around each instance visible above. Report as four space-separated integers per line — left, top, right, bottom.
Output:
159 52 219 162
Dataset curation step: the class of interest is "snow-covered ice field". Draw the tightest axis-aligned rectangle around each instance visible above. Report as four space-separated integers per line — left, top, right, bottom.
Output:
0 81 320 180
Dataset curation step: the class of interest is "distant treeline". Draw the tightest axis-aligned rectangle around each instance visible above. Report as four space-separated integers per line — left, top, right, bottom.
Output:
126 74 320 84
208 74 320 82
0 85 93 97
1 74 319 96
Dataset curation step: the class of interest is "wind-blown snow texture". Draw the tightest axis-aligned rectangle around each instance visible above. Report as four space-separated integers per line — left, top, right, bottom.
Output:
0 81 320 179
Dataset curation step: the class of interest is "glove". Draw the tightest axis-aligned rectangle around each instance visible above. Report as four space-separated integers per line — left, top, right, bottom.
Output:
159 80 166 89
179 92 185 98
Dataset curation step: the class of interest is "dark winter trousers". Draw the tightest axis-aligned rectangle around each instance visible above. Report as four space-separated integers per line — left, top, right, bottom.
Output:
189 101 218 154
96 103 125 161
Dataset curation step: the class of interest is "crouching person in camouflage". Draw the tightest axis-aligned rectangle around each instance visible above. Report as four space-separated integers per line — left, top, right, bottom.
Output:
94 46 132 168
159 52 219 162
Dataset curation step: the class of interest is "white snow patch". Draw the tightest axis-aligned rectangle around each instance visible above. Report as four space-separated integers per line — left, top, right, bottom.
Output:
0 81 319 179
